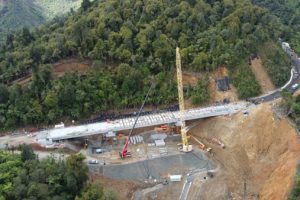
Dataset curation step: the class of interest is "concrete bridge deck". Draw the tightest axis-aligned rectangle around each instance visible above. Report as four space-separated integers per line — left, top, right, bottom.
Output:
41 102 249 141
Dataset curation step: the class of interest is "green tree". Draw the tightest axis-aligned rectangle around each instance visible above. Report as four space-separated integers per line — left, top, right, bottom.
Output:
190 76 210 105
192 52 209 71
19 28 34 46
152 34 173 68
19 144 35 162
0 151 22 199
65 153 88 194
0 84 9 104
76 182 105 200
81 0 91 11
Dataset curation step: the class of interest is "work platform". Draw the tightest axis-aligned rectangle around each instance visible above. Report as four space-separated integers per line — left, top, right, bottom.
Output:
41 102 249 141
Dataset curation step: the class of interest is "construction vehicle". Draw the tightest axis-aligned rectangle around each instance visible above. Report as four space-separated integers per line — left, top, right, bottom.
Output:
154 125 171 133
190 134 212 153
154 123 176 133
211 138 225 148
176 47 193 152
119 82 155 159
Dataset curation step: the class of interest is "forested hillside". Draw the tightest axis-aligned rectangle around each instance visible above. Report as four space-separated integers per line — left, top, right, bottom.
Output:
0 0 291 129
0 146 116 199
252 0 300 53
0 0 82 43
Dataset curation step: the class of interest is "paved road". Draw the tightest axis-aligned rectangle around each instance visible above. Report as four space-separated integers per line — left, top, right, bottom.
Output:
179 169 208 200
251 52 300 102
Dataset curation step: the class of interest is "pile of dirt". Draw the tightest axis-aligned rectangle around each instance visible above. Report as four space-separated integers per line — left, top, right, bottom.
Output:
188 103 300 200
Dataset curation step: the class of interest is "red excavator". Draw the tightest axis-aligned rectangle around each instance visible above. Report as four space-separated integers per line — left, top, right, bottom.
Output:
119 82 155 159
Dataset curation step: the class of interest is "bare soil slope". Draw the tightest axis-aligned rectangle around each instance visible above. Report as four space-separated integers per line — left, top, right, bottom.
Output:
13 59 91 86
250 58 275 93
209 67 239 103
52 59 90 78
181 68 239 109
188 104 300 200
91 174 139 199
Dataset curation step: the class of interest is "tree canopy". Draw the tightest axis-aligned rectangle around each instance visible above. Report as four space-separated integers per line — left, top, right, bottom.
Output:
0 145 115 200
0 0 293 129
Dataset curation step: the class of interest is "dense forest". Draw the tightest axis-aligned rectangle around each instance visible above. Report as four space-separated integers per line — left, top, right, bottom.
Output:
0 145 116 200
0 0 293 129
252 0 300 53
0 0 82 43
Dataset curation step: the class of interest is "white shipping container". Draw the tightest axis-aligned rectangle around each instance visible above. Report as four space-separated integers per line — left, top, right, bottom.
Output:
169 175 182 182
154 139 165 147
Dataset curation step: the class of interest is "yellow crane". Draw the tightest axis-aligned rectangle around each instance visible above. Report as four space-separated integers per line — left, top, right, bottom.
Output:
176 47 193 152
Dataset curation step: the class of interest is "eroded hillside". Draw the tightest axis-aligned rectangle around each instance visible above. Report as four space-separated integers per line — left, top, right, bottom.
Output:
184 104 300 200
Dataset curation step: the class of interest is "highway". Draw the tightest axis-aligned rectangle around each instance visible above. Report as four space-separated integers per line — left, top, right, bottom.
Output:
251 51 300 102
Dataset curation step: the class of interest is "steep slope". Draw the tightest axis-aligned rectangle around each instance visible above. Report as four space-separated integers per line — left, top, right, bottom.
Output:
187 104 300 200
34 0 82 20
0 0 82 43
0 0 43 29
252 0 300 53
0 0 291 129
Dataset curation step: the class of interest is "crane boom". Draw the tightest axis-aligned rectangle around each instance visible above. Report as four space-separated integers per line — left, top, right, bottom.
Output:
176 47 192 152
119 82 154 159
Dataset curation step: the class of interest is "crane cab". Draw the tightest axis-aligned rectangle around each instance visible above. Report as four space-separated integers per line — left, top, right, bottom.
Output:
182 144 193 152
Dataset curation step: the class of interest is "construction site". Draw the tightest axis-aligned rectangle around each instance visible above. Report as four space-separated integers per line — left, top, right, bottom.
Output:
1 47 300 200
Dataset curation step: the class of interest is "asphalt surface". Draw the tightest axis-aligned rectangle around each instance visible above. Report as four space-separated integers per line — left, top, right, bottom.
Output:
92 151 212 181
251 52 300 102
179 169 208 200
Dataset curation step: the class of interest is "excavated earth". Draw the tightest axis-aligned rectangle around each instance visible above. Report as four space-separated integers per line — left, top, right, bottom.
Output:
89 102 300 200
184 103 300 200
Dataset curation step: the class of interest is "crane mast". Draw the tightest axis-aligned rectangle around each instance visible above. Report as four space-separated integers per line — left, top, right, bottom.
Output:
176 47 192 152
